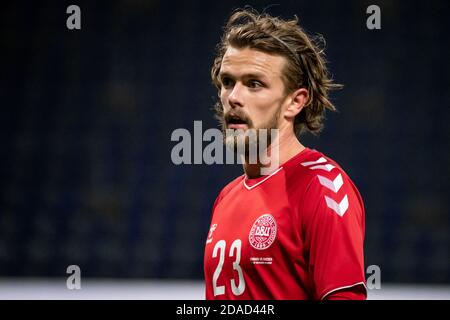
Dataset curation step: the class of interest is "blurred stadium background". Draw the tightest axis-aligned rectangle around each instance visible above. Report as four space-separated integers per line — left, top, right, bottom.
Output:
0 0 449 299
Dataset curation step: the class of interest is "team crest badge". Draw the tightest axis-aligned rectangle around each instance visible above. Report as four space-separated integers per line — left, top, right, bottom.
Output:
249 214 277 250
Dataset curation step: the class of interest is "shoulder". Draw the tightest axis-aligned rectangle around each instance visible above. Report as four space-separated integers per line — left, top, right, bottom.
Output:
288 149 364 216
284 149 342 190
213 175 244 208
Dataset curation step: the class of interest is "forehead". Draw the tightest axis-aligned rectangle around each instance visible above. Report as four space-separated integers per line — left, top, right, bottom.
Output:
220 46 286 78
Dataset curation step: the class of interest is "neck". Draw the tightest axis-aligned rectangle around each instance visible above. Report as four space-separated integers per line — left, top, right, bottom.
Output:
243 130 305 179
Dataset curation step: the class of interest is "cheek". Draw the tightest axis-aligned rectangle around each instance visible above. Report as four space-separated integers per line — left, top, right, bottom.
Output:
220 90 229 111
253 100 283 126
220 88 228 102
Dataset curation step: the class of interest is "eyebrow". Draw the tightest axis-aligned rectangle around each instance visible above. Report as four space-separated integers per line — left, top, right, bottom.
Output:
218 71 268 80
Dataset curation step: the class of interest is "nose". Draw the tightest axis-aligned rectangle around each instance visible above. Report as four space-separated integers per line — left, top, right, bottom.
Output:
228 82 244 108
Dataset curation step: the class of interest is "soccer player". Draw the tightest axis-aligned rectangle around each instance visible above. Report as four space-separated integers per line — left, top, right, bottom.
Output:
204 9 367 300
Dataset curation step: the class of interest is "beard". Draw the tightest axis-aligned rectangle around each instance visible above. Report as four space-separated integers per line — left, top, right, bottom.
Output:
215 102 281 156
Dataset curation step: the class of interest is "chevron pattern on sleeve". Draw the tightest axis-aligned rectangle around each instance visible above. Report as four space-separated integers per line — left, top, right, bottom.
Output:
301 157 349 217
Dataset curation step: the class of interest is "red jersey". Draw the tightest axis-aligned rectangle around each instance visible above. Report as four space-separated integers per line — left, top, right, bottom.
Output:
204 148 366 300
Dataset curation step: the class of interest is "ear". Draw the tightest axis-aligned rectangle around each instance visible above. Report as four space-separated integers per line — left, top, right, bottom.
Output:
284 88 309 119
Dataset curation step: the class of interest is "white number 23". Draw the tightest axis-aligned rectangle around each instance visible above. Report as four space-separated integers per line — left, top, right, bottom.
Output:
212 239 245 296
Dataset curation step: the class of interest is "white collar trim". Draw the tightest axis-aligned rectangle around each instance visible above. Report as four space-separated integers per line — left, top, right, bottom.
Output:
243 167 284 190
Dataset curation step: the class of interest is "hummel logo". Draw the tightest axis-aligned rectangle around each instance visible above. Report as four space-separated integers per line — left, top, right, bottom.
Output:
206 224 217 244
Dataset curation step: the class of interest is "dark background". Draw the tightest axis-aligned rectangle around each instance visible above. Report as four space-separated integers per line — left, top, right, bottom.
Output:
0 0 449 283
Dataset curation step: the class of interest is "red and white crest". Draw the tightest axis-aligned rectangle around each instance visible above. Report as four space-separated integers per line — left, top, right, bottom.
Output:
249 214 277 250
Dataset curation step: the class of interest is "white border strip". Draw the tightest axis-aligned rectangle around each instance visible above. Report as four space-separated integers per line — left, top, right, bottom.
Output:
243 167 284 190
320 281 367 300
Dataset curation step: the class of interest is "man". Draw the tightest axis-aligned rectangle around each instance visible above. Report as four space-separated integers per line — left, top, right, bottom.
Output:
204 9 367 300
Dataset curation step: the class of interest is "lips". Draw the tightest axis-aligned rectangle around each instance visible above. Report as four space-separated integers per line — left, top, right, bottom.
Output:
226 114 248 129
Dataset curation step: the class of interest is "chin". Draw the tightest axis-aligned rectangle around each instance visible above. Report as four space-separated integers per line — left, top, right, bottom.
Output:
225 134 247 153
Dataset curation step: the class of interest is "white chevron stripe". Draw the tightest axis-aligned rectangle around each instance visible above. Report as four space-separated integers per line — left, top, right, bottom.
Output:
301 157 327 167
309 164 335 172
324 194 349 217
318 173 343 193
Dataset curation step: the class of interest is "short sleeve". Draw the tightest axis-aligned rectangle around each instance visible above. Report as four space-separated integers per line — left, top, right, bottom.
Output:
301 170 367 300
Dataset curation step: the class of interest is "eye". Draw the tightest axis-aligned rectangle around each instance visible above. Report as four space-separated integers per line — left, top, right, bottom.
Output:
220 77 234 88
248 80 264 88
